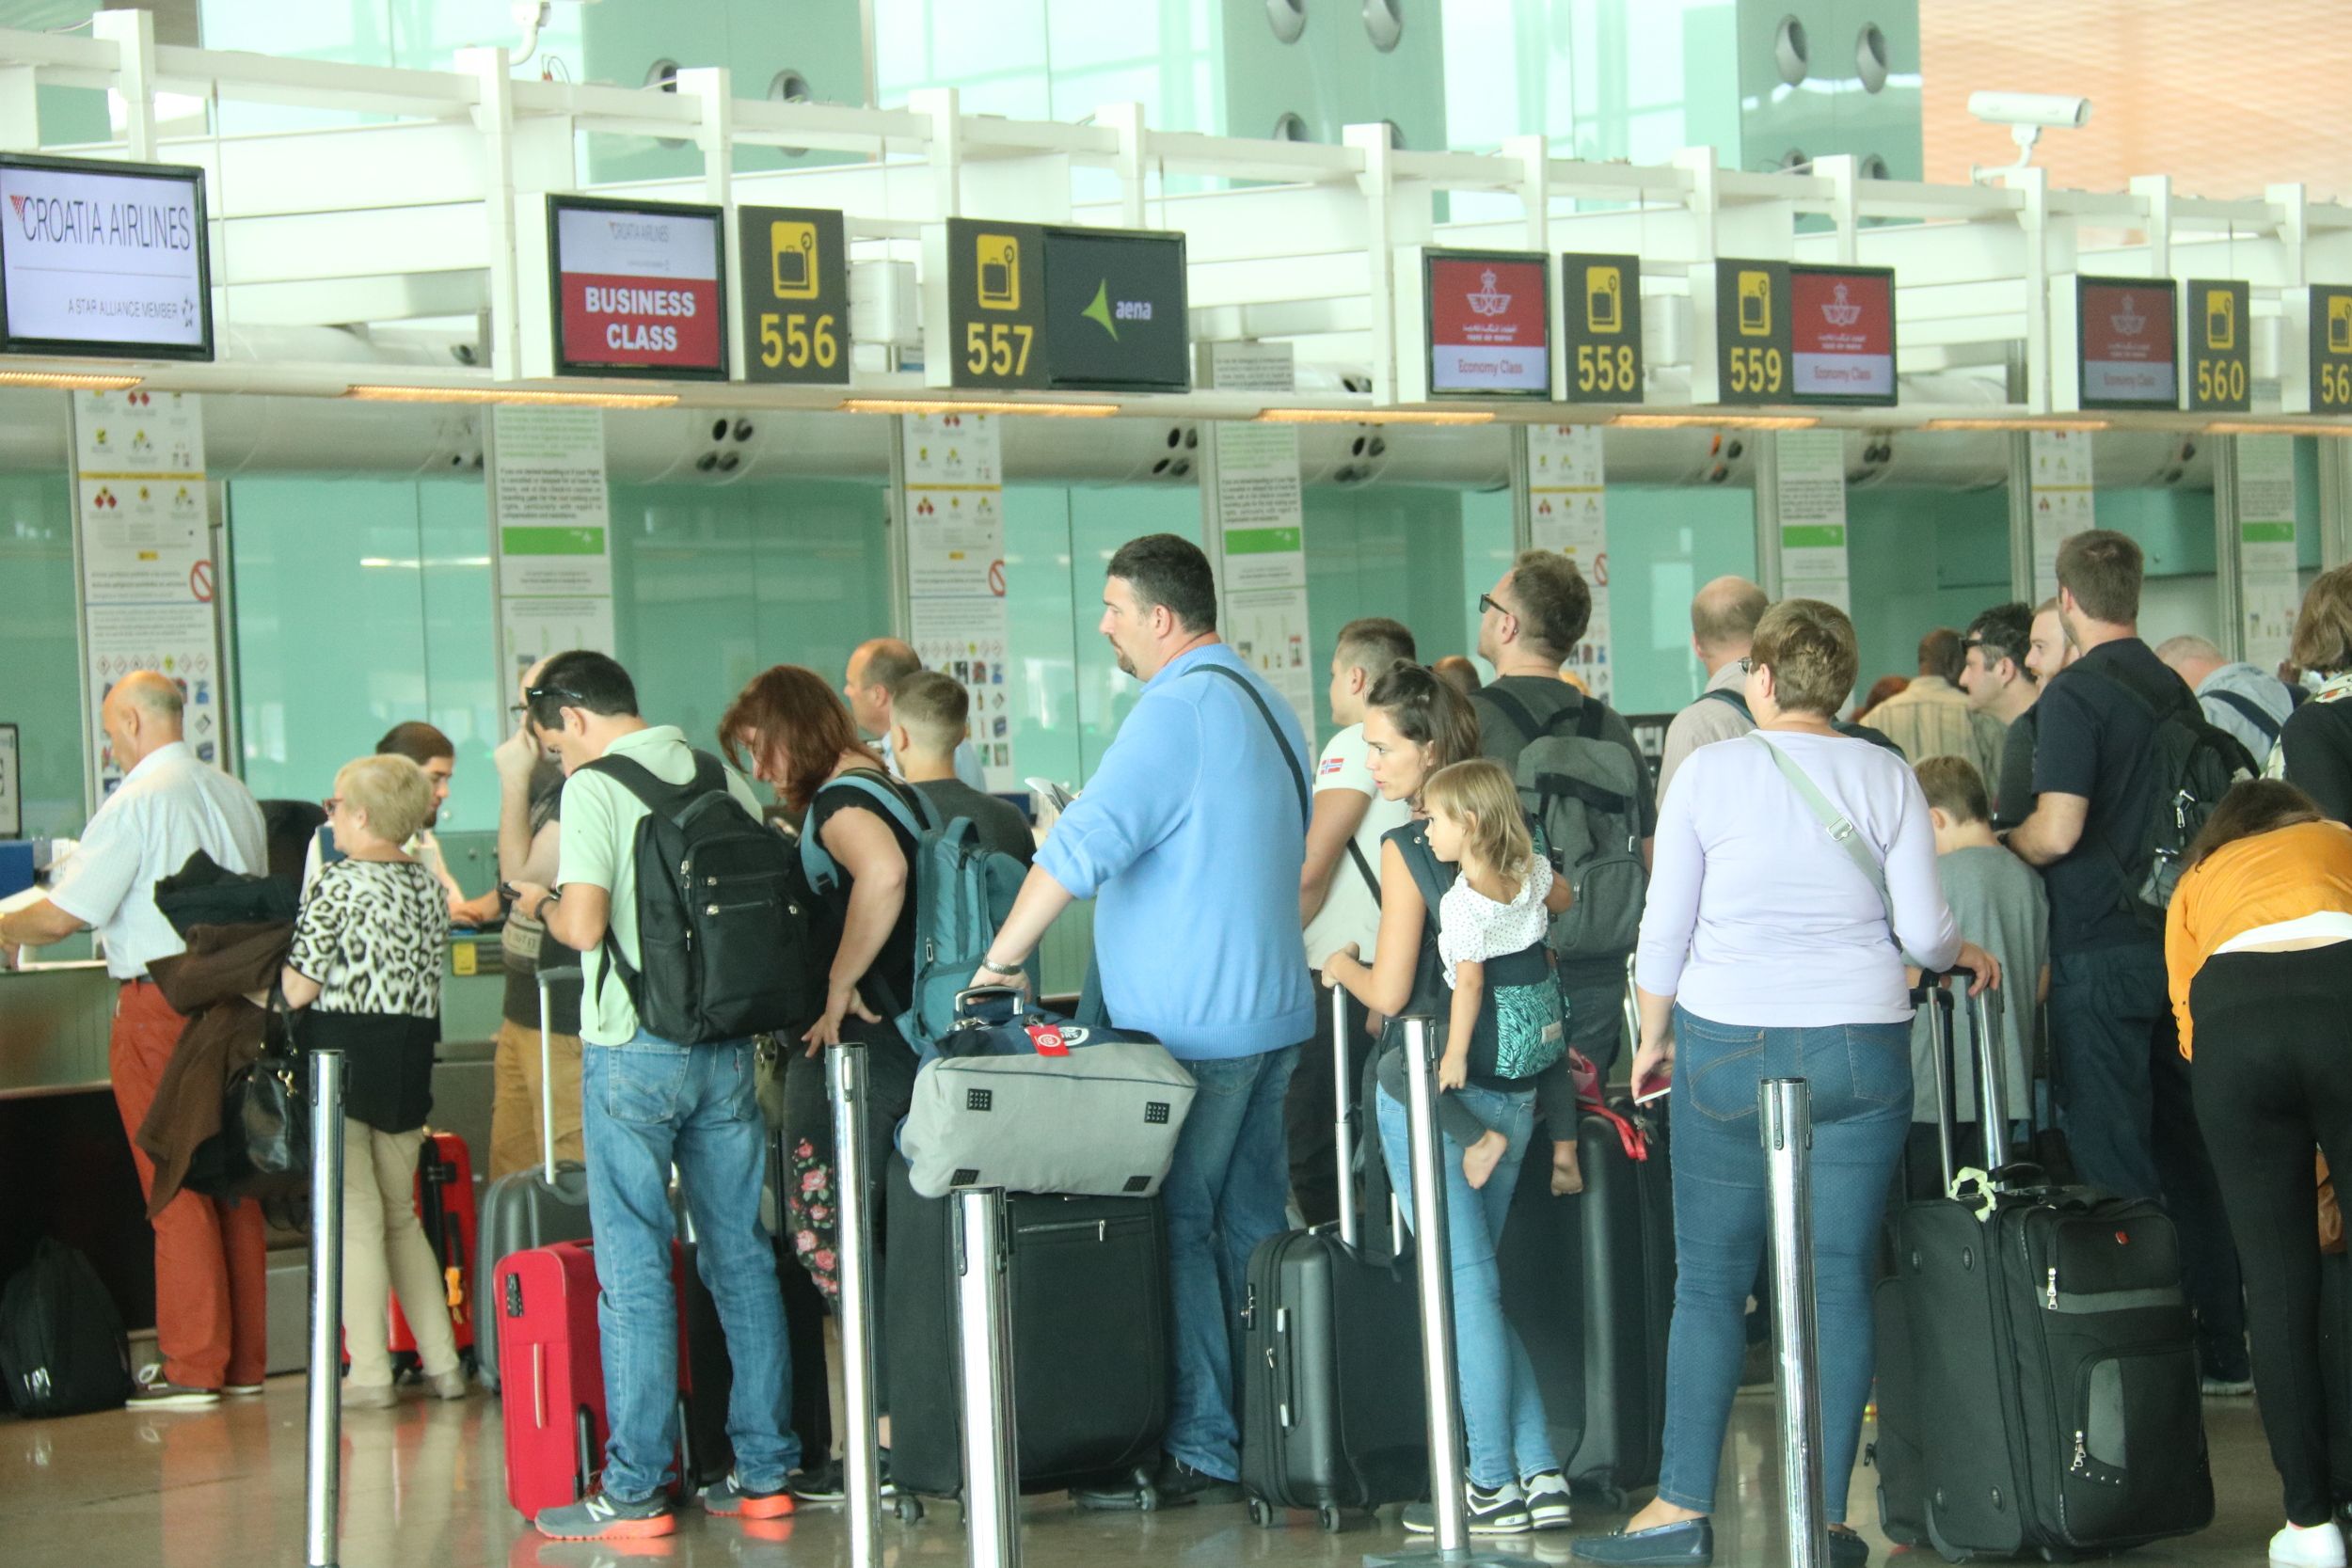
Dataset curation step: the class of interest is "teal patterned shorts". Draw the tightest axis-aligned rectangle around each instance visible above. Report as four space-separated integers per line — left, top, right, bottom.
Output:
1492 974 1568 1080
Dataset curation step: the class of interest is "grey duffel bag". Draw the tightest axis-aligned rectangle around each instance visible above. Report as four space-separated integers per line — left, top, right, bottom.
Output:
898 989 1197 1199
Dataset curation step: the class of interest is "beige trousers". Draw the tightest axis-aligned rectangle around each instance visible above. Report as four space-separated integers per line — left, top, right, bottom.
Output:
488 1016 586 1180
342 1120 461 1387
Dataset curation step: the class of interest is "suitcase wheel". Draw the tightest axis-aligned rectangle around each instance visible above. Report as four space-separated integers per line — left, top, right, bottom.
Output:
894 1494 925 1525
1926 1511 1976 1563
1317 1503 1345 1534
1248 1497 1276 1529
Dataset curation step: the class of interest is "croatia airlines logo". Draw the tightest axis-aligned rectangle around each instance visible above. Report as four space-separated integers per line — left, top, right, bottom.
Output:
1466 269 1512 317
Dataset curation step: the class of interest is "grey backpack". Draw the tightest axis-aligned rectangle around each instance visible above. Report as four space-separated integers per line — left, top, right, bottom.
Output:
1481 686 1647 960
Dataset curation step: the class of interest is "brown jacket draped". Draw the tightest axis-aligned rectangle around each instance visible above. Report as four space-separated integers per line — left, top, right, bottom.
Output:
136 920 294 1217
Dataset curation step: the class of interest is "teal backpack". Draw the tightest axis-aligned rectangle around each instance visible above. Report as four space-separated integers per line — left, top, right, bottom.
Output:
798 771 1035 1060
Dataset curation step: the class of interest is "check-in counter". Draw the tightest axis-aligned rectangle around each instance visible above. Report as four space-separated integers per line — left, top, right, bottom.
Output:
0 958 118 1098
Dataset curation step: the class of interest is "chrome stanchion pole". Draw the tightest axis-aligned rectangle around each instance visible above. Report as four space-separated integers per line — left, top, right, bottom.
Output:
1330 985 1359 1247
828 1043 882 1567
954 1186 1021 1568
305 1049 347 1568
1761 1077 1829 1568
1366 1017 1518 1568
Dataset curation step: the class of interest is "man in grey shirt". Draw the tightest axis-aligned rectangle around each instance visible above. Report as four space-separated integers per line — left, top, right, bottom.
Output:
891 671 1034 865
1656 576 1769 800
2155 634 2299 768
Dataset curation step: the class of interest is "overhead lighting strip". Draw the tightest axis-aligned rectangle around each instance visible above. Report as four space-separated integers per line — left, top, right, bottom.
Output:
837 398 1120 418
1255 407 1494 426
1611 412 1820 431
1920 417 2112 433
342 385 680 409
0 370 144 390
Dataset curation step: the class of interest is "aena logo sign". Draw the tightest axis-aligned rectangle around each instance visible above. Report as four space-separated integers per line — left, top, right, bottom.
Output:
1081 278 1152 340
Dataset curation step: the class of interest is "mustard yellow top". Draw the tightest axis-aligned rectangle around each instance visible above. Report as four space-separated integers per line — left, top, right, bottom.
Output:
2164 818 2352 1057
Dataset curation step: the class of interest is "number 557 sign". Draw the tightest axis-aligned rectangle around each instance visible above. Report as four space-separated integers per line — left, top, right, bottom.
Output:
738 205 849 386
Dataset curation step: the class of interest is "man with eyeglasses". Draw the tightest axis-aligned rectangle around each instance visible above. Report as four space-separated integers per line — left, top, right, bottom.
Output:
483 657 587 1179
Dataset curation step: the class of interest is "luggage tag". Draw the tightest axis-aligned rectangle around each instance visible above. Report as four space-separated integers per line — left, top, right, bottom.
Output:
1025 1023 1071 1056
1950 1166 1998 1222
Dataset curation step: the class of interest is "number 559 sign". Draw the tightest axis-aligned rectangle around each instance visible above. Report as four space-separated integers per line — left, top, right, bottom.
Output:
738 205 849 386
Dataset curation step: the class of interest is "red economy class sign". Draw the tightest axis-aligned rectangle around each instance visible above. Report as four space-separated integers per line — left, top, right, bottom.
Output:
1789 266 1895 404
1426 252 1550 395
549 198 726 377
2076 277 2177 407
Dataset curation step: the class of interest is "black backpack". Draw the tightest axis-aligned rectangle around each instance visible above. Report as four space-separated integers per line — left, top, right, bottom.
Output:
583 750 824 1046
2074 668 2257 926
0 1240 133 1417
1479 685 1647 960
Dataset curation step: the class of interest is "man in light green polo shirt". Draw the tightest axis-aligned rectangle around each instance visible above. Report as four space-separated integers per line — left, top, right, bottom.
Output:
507 650 797 1540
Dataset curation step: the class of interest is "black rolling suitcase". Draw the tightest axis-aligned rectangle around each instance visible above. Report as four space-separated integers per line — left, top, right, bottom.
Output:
1499 1094 1673 1504
1240 986 1427 1531
882 1156 1169 1517
1876 970 2214 1561
1498 967 1675 1506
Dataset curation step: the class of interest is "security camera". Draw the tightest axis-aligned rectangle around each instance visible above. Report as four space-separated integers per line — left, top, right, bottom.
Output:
1967 92 2091 131
1968 91 2091 181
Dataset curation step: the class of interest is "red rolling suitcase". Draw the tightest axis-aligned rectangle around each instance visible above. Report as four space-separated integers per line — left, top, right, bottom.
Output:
390 1131 477 1367
495 1238 708 1519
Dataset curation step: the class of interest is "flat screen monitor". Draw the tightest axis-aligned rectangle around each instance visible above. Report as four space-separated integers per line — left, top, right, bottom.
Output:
0 152 211 360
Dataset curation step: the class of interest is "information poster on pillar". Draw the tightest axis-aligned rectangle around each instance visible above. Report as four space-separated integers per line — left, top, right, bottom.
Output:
1202 341 1314 735
1525 423 1612 698
2235 435 2300 673
901 413 1012 786
2029 428 2096 601
71 390 219 799
493 405 615 680
1773 430 1851 611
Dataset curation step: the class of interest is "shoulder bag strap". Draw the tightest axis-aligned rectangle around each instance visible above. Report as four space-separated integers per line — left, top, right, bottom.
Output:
1479 684 1550 745
1743 731 1896 926
1344 837 1381 900
1702 686 1755 722
2207 687 2282 744
580 751 724 822
1197 663 1309 825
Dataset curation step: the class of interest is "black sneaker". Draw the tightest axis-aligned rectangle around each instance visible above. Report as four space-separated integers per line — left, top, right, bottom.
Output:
1522 1468 1574 1530
787 1452 896 1503
1405 1480 1532 1536
1152 1456 1244 1507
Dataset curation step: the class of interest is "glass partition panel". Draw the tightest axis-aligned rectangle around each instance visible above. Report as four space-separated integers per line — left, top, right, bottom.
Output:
1593 484 1756 717
0 473 86 836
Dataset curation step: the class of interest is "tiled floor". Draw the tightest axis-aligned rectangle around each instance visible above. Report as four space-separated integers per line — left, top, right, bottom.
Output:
0 1382 2304 1568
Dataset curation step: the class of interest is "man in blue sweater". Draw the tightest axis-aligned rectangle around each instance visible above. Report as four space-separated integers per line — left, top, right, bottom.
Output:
971 532 1314 1504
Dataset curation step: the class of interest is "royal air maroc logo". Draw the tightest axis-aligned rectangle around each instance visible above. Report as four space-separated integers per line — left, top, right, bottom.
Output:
1820 283 1863 327
1082 279 1154 341
2110 294 2147 337
1467 268 1512 317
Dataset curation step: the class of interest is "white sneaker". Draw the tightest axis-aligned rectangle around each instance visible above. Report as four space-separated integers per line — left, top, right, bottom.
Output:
2272 1519 2348 1568
427 1369 469 1401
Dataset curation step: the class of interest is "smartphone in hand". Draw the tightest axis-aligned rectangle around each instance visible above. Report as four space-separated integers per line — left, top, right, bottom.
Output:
1631 1069 1671 1106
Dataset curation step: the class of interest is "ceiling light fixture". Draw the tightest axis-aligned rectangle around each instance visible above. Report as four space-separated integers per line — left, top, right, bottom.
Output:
1611 412 1820 431
0 370 144 390
837 398 1120 418
1920 416 2112 433
342 385 680 409
1255 407 1495 426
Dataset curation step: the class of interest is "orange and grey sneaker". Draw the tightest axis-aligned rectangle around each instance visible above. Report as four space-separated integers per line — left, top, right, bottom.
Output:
700 1469 797 1520
533 1489 677 1540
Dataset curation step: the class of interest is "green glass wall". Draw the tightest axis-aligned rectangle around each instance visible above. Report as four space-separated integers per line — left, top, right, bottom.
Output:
0 473 85 839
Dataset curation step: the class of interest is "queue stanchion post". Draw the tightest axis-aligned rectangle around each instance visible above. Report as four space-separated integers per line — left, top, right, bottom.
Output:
304 1048 347 1568
954 1185 1021 1568
1958 970 2010 1158
1760 1077 1830 1568
1365 1015 1518 1568
828 1043 883 1565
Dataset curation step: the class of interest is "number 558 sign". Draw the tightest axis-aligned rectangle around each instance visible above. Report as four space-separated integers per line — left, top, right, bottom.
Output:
738 205 849 386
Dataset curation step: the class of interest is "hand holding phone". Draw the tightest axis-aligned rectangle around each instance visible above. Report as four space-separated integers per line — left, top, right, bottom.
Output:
1631 1069 1671 1106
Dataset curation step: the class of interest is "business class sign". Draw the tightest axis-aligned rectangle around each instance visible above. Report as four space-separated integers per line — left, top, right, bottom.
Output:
0 153 211 360
548 195 727 379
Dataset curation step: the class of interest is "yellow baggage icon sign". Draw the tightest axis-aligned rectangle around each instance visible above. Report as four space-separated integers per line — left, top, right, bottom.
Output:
1737 269 1772 336
770 220 818 299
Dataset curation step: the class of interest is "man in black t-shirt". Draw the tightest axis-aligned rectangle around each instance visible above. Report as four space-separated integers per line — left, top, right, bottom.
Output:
890 672 1037 867
2004 531 2249 1388
1470 549 1659 1077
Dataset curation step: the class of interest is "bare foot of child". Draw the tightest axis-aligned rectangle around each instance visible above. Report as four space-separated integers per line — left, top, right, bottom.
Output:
1462 1130 1508 1189
1549 1141 1585 1196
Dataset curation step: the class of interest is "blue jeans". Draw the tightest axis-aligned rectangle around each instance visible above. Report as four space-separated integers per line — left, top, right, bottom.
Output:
1160 1043 1300 1481
1657 1008 1909 1521
1376 1081 1556 1490
580 1034 799 1502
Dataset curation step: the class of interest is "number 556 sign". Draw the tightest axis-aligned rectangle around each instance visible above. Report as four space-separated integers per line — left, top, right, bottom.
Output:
738 205 849 386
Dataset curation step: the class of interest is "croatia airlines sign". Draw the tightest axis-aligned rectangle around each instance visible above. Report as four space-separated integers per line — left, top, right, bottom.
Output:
548 195 726 379
0 153 211 360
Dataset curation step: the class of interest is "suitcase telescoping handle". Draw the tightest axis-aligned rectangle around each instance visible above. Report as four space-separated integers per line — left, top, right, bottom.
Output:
1923 964 2009 1142
950 984 1027 1030
538 966 582 1186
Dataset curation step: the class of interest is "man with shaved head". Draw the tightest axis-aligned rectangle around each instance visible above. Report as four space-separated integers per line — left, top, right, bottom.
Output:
0 670 268 1409
2155 632 2301 768
1655 576 1772 798
844 635 989 790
